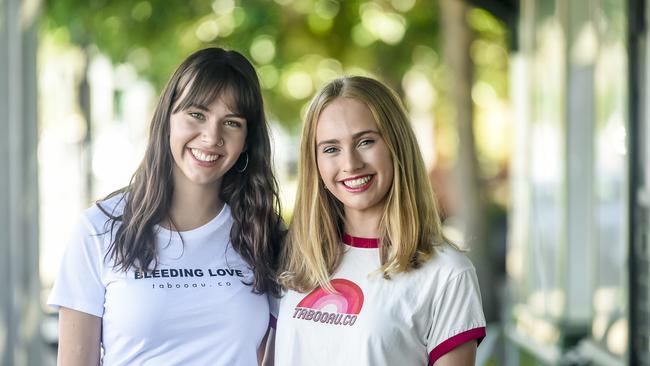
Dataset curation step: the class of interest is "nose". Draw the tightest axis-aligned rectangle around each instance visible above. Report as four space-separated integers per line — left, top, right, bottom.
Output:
200 123 222 147
342 149 364 173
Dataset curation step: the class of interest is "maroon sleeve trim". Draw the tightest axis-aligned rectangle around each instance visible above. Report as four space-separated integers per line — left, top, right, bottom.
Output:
428 327 486 365
269 314 277 329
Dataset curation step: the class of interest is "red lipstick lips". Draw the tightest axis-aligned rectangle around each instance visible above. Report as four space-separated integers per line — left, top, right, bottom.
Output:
340 175 374 193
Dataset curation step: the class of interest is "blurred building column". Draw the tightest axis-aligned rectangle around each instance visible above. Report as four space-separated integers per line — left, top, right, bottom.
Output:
507 0 631 365
0 0 43 364
630 0 650 364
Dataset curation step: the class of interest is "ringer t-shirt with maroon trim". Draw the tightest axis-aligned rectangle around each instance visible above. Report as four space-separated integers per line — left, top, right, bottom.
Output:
273 235 486 366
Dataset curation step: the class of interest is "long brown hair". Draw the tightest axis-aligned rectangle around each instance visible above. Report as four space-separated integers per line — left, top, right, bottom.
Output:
280 76 448 292
99 47 284 296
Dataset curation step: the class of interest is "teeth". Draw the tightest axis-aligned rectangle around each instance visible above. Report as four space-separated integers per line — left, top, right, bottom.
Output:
343 176 371 188
191 148 219 162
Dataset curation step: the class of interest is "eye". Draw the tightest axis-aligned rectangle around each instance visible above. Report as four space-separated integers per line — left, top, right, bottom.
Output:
189 111 205 120
322 146 339 154
358 139 375 147
224 119 243 128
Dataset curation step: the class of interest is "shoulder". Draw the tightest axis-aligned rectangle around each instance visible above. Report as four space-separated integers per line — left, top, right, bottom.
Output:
430 244 475 271
60 194 128 258
417 244 476 282
82 192 128 231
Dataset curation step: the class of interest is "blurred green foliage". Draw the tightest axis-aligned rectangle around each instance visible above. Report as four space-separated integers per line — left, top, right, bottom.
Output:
43 0 507 134
44 0 424 127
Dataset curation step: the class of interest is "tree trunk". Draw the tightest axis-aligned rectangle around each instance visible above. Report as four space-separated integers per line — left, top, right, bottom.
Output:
439 0 497 322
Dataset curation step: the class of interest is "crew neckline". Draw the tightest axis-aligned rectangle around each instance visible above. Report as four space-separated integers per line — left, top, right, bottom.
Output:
342 233 380 248
155 204 230 241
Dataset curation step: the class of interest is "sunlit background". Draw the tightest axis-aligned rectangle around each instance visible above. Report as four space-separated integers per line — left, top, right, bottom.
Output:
1 0 646 365
37 0 512 290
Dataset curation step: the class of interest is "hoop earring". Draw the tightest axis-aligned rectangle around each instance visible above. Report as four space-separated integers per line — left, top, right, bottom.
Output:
236 152 249 173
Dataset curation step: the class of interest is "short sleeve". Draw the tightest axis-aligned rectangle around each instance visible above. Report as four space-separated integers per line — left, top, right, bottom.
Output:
47 214 106 317
426 268 486 365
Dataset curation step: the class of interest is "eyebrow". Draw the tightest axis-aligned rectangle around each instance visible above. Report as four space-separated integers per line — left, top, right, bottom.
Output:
316 129 379 148
223 113 246 119
187 103 210 111
186 103 245 119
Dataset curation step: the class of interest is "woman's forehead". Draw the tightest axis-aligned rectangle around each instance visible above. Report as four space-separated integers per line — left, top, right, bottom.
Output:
316 98 377 135
174 78 239 113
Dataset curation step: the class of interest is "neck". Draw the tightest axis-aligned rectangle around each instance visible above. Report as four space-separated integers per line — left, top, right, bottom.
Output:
343 206 382 238
166 175 223 232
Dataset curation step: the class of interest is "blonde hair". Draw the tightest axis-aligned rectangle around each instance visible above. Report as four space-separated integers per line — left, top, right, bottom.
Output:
280 76 449 292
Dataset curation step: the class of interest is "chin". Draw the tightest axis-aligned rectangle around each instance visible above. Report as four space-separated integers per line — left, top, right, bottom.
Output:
342 202 377 212
187 175 219 186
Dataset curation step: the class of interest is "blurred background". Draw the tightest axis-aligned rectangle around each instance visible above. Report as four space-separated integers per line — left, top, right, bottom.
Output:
0 0 646 365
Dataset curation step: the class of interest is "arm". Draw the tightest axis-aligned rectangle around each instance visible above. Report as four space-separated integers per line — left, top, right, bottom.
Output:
260 328 275 366
426 265 486 366
57 307 101 366
432 340 477 366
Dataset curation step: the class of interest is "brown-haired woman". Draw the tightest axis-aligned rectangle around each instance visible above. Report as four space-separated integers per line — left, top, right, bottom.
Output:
48 47 284 365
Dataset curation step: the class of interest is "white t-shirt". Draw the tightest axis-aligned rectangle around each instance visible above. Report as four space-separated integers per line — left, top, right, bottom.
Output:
274 235 486 366
48 194 270 366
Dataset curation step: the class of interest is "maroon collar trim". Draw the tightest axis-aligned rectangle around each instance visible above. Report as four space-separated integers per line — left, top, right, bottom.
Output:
342 233 380 248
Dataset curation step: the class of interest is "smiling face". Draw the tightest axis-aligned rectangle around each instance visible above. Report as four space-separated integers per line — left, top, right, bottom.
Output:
169 89 247 191
315 97 394 220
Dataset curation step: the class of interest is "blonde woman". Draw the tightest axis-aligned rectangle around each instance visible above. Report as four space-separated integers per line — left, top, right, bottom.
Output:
273 76 486 366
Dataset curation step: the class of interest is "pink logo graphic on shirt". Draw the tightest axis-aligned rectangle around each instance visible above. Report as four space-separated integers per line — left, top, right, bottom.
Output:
292 279 364 326
297 279 364 314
